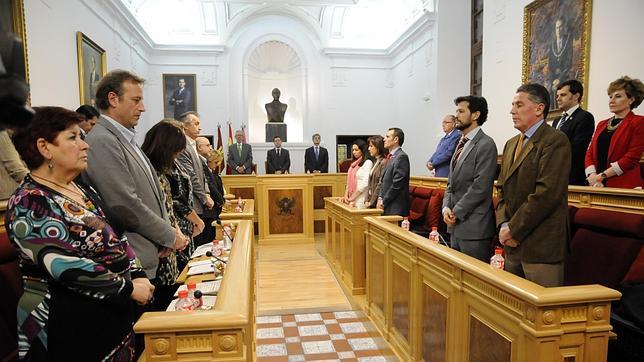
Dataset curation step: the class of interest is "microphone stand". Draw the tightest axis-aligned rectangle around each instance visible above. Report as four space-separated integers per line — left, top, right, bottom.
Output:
214 218 234 245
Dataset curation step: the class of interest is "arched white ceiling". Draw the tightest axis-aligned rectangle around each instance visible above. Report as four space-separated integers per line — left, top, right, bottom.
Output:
247 40 301 75
116 0 431 49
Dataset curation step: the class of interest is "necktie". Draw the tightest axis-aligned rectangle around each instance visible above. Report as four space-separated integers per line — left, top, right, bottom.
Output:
451 137 469 168
386 153 392 160
557 112 568 129
513 134 525 163
315 147 319 159
238 143 242 157
277 148 280 157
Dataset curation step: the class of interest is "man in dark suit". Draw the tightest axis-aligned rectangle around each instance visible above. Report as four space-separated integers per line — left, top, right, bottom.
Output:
553 79 595 185
497 83 571 287
84 70 188 280
169 78 192 119
266 135 290 174
377 127 410 217
442 96 497 262
427 115 461 177
304 133 329 173
227 130 253 174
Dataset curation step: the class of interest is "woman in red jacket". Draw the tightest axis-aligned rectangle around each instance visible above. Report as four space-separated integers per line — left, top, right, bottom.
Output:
585 76 644 188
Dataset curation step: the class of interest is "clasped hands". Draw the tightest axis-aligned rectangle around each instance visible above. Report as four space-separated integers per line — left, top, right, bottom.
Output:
159 226 190 258
340 195 356 207
442 208 456 227
131 278 155 305
586 173 605 188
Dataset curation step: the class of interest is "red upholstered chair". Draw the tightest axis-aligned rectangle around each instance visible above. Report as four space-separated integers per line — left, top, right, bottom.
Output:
408 187 432 223
0 230 22 361
564 208 644 289
338 159 353 173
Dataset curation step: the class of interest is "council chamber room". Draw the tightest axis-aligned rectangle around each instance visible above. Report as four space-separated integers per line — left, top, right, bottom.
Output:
1 0 643 361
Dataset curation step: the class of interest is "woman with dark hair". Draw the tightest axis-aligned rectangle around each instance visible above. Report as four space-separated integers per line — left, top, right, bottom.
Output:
142 120 203 273
7 106 154 361
341 138 373 209
585 76 644 188
365 135 388 208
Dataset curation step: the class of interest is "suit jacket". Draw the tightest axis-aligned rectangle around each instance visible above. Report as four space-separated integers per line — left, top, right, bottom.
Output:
429 130 461 177
227 143 253 174
83 117 175 277
378 148 410 216
585 112 644 188
266 148 291 174
170 88 192 119
442 129 497 239
366 156 386 208
202 159 225 219
177 138 208 214
552 107 595 185
496 122 570 264
304 146 329 173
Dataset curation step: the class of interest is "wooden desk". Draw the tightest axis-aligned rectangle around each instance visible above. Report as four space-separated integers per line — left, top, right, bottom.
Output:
134 220 255 362
219 199 254 221
364 215 621 361
324 197 382 295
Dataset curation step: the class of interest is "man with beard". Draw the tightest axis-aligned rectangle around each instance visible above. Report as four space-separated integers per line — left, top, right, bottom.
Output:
442 96 498 262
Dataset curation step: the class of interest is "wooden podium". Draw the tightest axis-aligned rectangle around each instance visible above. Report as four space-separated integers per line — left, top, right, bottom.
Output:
256 175 314 244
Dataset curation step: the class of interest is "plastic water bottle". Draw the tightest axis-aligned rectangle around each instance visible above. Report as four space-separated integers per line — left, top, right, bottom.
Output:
187 281 199 308
429 227 440 243
401 217 410 231
193 290 203 309
235 197 243 212
174 290 194 311
490 247 505 270
223 224 232 249
211 239 222 257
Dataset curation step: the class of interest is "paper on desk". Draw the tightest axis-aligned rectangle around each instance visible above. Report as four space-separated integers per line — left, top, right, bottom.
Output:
186 263 215 276
188 259 212 268
174 280 222 296
191 244 212 258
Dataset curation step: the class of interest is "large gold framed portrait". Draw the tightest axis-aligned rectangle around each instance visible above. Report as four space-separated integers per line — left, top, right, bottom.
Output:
1 0 29 82
76 31 106 107
522 0 592 119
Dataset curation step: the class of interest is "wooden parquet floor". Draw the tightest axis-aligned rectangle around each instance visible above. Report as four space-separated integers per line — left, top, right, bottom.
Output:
257 238 351 316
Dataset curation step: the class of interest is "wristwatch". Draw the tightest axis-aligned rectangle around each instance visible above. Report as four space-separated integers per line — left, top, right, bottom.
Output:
599 172 608 180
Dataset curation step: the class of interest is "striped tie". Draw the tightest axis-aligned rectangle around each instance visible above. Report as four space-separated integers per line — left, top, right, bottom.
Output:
451 137 468 168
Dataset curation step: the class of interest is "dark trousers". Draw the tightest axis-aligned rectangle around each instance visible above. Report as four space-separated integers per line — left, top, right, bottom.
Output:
450 236 493 263
194 216 216 247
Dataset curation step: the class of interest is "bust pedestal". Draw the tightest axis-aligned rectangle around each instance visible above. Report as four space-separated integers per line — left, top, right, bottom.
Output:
266 123 287 142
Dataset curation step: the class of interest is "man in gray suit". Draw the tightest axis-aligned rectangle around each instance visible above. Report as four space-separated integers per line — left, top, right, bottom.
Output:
442 96 498 262
228 130 253 174
176 112 211 225
83 70 188 280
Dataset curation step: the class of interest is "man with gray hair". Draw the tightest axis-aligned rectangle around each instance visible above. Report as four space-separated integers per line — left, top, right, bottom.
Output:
496 83 570 287
176 112 212 243
228 130 253 174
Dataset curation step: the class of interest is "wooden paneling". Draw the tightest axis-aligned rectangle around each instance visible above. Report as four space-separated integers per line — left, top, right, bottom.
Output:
422 282 447 362
268 189 304 234
363 215 621 362
229 187 255 200
469 316 511 362
313 186 332 209
314 220 325 233
325 198 382 296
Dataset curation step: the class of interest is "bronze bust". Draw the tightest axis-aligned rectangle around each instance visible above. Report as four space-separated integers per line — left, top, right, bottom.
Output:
265 88 287 123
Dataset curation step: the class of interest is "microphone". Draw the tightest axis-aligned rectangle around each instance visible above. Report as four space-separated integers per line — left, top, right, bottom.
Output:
214 218 234 244
205 250 227 264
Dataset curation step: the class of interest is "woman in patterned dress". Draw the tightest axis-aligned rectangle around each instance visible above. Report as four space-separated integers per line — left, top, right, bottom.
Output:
6 107 154 361
141 120 203 273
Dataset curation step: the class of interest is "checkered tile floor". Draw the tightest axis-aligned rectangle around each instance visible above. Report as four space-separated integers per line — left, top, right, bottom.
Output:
256 310 398 361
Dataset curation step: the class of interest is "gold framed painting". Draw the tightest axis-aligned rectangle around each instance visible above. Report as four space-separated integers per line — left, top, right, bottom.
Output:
163 73 197 119
1 0 29 82
522 0 592 119
76 31 106 107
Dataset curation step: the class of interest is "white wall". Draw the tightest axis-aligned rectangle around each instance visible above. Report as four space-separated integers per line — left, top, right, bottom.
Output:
482 0 644 151
25 0 149 118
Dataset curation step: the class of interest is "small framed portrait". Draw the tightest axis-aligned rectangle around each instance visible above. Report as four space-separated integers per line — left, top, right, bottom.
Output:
1 0 29 82
522 0 592 119
163 74 197 119
76 32 106 107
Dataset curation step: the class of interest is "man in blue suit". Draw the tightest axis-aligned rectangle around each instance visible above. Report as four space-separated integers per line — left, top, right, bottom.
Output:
427 115 461 177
